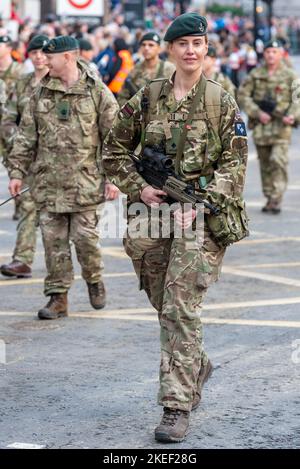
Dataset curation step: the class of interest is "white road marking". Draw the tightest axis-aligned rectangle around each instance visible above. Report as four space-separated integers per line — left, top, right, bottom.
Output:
246 201 300 213
0 272 135 287
233 261 300 269
239 236 300 245
6 442 45 449
223 266 300 288
0 309 299 329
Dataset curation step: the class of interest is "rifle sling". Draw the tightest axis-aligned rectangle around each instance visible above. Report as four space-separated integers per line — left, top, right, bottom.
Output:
174 75 207 175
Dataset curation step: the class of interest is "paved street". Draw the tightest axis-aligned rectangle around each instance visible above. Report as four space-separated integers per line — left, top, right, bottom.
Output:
0 59 300 449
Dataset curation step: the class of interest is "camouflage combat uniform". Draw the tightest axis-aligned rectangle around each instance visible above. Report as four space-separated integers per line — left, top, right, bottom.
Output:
2 72 40 267
117 59 175 107
103 75 248 412
8 62 118 296
211 71 236 98
0 61 23 160
238 62 300 205
0 78 6 122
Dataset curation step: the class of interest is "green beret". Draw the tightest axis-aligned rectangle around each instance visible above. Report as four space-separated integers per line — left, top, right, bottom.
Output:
164 13 207 42
140 32 161 45
0 35 12 44
264 39 283 50
78 38 93 51
42 35 79 54
207 44 217 58
27 35 49 53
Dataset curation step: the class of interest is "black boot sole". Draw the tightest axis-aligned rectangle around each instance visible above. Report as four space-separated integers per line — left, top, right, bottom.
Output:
38 311 68 320
154 431 187 443
0 270 32 278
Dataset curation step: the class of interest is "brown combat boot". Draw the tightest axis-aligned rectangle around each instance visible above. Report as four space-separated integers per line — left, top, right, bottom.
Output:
192 359 213 411
38 293 68 320
262 199 281 214
0 260 32 278
155 407 190 443
87 280 106 309
262 199 272 213
269 199 281 214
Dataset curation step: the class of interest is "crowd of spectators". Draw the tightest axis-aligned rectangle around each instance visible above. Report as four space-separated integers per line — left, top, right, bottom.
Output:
1 0 299 90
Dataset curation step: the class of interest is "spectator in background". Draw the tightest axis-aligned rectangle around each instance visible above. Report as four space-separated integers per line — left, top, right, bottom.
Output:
104 38 134 96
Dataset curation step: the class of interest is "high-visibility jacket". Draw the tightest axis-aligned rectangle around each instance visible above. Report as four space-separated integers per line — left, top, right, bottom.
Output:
108 50 134 94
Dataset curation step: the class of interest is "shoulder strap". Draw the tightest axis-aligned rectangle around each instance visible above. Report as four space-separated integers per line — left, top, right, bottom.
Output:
155 61 165 79
204 79 222 135
148 78 166 115
140 78 165 149
174 76 207 174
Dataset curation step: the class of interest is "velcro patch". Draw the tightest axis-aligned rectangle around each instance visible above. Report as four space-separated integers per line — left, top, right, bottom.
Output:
235 122 247 136
120 103 134 119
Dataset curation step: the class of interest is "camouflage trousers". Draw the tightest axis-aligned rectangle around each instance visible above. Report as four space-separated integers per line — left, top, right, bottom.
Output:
13 189 37 266
124 213 225 412
38 209 103 296
256 143 289 202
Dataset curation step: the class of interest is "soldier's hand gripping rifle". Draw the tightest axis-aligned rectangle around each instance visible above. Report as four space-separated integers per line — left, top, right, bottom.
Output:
0 187 30 207
129 146 220 216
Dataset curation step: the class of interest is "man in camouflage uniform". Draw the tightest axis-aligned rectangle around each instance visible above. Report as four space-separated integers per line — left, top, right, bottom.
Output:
8 36 119 320
117 32 175 108
203 44 236 98
0 35 24 220
103 14 248 442
239 40 300 213
0 35 49 279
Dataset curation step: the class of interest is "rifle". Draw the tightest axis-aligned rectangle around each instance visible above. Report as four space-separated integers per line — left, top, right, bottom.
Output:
0 187 30 207
255 93 277 115
129 146 220 216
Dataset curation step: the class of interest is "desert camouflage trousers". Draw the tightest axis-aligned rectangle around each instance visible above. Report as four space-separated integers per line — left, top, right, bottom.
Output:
38 209 103 296
124 213 225 412
256 143 289 202
13 189 37 266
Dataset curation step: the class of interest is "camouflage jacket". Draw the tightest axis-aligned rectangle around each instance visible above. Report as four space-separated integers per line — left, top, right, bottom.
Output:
103 74 248 209
0 78 6 122
238 62 300 145
117 59 175 107
8 62 119 213
0 61 24 99
1 72 37 161
212 71 236 98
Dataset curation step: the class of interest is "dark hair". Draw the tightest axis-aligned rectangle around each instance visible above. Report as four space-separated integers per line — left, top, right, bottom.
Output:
114 38 128 52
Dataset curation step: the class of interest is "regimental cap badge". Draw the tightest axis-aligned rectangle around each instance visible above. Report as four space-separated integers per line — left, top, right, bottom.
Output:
48 41 56 52
199 22 205 33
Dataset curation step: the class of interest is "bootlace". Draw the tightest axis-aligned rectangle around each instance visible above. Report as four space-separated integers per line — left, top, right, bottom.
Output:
161 408 184 427
46 294 60 307
89 282 104 295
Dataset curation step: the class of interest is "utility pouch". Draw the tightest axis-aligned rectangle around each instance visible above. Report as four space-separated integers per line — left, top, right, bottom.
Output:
206 198 249 247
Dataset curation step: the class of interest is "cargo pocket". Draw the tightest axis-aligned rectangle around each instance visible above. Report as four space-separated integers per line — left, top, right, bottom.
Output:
197 235 225 288
75 98 96 137
123 236 144 290
36 100 55 136
76 165 104 206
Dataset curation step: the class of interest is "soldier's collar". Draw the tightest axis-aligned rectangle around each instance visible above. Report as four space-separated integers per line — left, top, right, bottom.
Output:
42 71 89 95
